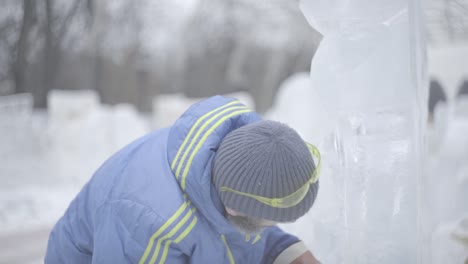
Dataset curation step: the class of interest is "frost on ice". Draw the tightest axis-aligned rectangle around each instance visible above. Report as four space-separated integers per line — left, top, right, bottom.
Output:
274 0 427 263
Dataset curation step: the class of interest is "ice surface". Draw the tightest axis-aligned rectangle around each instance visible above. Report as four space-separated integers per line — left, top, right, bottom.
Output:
430 215 468 263
265 73 335 145
279 107 468 264
299 0 407 35
295 0 426 262
425 113 468 229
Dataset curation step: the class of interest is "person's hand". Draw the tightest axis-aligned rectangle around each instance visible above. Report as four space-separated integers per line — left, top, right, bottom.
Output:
290 250 321 264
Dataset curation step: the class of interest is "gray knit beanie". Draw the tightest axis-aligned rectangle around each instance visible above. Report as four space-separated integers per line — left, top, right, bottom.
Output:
212 120 318 222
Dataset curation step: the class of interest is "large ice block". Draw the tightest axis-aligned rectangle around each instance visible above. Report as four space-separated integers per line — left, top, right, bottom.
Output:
47 90 149 183
295 0 427 263
264 73 334 144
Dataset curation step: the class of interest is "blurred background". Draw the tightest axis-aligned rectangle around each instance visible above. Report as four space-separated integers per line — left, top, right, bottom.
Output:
0 0 467 263
0 0 320 113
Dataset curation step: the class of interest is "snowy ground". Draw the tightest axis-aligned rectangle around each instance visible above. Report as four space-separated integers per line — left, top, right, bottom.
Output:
1 51 468 262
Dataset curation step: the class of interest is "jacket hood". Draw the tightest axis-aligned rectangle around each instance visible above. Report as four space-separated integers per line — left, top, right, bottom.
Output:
166 95 261 233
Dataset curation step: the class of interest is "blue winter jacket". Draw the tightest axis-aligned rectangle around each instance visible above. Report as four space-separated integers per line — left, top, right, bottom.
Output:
45 96 301 264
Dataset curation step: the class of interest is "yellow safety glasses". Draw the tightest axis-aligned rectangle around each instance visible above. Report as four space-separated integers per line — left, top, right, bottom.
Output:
220 143 321 209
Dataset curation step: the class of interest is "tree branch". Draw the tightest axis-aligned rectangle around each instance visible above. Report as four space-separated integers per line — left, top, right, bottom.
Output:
56 0 84 42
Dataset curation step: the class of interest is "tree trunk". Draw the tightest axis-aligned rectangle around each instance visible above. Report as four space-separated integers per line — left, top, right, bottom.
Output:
34 0 57 108
13 0 35 94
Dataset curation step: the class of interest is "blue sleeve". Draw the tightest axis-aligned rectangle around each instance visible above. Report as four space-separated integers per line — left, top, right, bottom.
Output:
45 199 188 264
91 200 188 264
90 201 144 263
45 195 93 264
261 226 301 264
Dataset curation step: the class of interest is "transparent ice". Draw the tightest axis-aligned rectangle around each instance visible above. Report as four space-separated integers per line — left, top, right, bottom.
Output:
276 0 427 263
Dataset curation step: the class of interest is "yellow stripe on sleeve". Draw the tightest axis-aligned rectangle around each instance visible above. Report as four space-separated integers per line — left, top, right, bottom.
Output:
221 234 236 264
252 234 262 245
175 105 248 182
149 208 196 264
158 216 198 264
151 101 250 263
171 100 240 173
139 201 191 264
181 109 251 190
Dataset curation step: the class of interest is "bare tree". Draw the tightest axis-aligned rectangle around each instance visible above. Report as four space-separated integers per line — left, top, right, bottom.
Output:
1 0 320 111
13 0 35 95
0 0 93 107
0 1 22 95
35 0 92 107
